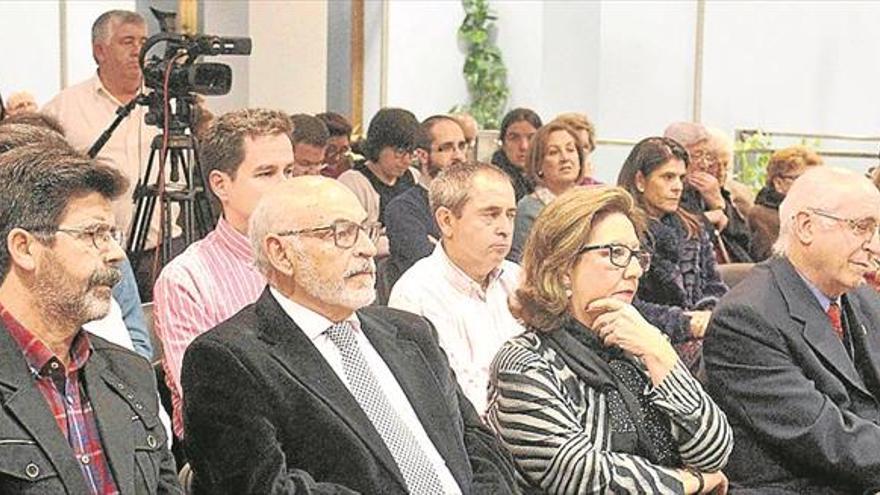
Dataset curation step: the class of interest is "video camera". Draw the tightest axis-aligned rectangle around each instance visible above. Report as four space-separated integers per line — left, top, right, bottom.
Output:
138 8 251 132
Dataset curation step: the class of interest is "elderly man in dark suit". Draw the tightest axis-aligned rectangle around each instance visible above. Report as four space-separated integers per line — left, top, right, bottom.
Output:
181 176 518 494
0 140 180 493
705 166 880 494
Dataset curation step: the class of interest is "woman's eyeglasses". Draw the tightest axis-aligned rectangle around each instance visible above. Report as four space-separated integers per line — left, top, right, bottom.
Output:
577 243 652 271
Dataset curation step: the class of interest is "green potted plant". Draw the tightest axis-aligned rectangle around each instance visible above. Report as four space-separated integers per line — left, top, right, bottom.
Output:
458 0 509 129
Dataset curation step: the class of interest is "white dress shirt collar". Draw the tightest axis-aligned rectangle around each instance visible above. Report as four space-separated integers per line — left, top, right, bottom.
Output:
435 243 504 301
268 287 362 340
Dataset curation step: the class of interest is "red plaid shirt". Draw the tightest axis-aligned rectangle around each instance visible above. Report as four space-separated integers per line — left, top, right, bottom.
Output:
1 305 119 495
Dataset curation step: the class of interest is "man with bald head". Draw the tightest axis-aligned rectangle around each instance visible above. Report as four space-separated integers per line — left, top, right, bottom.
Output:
705 167 880 493
181 177 517 494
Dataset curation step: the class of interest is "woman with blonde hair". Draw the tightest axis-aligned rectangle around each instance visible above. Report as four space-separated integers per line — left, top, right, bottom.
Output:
489 186 731 494
508 121 584 262
748 145 823 261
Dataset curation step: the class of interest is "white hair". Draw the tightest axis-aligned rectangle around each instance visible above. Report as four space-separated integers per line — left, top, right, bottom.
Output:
249 195 285 277
706 127 733 161
91 10 145 45
774 166 876 255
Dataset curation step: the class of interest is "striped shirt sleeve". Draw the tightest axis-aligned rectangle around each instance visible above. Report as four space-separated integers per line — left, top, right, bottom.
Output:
648 361 734 472
488 339 685 495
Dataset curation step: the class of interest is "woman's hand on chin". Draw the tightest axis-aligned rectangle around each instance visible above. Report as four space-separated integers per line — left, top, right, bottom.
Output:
587 298 679 385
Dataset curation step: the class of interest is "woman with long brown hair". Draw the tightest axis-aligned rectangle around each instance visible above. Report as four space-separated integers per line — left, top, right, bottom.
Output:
617 137 727 375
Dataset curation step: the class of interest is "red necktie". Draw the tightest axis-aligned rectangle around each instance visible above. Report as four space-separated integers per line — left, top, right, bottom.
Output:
826 302 845 341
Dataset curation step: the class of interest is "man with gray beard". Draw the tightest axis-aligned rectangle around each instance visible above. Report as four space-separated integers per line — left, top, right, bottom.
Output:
181 176 518 494
0 143 181 493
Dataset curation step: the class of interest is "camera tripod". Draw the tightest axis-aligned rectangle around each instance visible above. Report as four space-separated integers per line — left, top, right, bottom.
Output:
126 132 216 269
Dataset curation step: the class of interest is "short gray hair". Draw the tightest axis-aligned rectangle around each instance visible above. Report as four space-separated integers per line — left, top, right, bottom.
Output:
429 161 510 217
92 10 145 45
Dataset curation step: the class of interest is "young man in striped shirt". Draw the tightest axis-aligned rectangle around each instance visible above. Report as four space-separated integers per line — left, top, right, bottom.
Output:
152 108 294 440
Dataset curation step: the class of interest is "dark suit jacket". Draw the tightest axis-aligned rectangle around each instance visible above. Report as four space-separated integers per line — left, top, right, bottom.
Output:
0 324 181 494
181 288 519 494
704 256 880 494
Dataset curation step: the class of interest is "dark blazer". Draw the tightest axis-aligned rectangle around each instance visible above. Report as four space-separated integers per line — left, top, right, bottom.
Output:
0 324 181 494
181 288 519 495
704 256 880 494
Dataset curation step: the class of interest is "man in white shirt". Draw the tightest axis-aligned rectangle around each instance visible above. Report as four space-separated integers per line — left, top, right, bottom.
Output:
389 162 523 412
42 10 180 298
180 177 517 494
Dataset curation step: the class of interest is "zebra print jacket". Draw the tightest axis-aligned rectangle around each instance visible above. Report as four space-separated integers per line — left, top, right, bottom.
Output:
487 329 733 494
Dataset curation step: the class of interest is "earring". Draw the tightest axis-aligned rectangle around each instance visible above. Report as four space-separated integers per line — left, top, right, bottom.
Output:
565 288 572 298
537 170 544 178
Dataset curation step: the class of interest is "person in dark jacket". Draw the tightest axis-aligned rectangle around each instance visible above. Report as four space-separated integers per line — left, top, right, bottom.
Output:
749 145 823 261
0 140 180 494
491 108 542 202
618 137 728 377
706 166 880 493
183 177 518 494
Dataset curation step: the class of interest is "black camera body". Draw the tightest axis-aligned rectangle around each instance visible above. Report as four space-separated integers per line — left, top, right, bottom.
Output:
141 34 251 97
139 32 251 131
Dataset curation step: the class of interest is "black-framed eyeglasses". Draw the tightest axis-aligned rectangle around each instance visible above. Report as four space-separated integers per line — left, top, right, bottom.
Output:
577 243 652 271
392 146 415 158
28 224 124 250
807 208 880 240
276 220 382 249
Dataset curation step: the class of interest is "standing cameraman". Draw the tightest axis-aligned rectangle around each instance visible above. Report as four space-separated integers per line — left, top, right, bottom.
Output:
43 10 180 299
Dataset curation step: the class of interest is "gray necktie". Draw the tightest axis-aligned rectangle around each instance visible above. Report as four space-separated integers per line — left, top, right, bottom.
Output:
325 321 447 495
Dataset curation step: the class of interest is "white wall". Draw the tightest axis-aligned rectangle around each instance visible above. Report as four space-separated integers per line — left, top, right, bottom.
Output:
1 2 62 106
702 1 880 135
65 0 137 86
377 0 880 181
248 0 327 113
0 0 136 106
383 0 469 119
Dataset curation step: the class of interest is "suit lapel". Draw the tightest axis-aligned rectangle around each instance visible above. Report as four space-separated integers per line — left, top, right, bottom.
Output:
83 353 134 495
841 291 880 398
0 324 91 493
253 290 407 489
772 258 871 396
358 310 469 487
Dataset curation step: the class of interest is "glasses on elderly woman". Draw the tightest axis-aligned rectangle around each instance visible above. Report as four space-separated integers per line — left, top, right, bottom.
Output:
577 243 652 271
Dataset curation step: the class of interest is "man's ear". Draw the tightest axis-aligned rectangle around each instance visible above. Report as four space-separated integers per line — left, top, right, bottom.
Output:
265 236 295 277
92 43 107 66
7 228 40 273
792 210 814 245
209 170 231 205
434 206 456 239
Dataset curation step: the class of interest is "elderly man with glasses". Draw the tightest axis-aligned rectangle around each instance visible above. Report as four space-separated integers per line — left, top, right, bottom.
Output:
152 108 294 443
705 166 880 493
181 176 518 494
